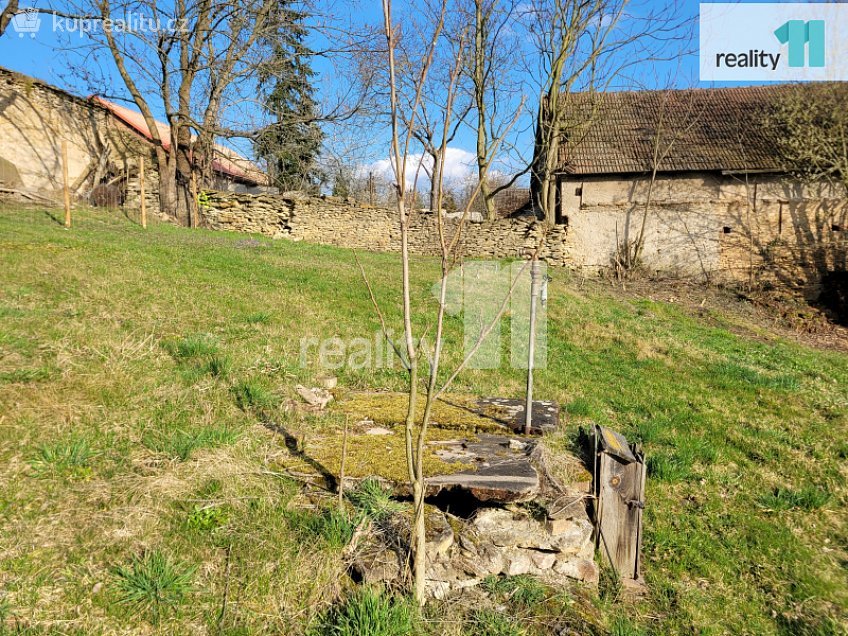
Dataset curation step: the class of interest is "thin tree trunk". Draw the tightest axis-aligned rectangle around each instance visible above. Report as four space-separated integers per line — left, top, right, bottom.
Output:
0 0 19 37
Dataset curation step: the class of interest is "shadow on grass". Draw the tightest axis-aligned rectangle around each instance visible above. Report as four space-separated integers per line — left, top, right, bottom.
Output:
261 419 338 493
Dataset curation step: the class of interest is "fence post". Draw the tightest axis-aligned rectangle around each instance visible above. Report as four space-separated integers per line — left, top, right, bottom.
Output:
139 156 147 229
62 141 71 228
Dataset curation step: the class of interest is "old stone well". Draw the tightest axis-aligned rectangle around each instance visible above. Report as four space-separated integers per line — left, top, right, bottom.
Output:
277 391 599 599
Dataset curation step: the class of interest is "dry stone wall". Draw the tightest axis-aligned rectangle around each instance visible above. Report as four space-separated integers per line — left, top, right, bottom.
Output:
200 190 574 266
198 178 845 285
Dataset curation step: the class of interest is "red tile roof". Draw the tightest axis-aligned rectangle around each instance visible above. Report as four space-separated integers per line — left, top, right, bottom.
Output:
92 96 268 186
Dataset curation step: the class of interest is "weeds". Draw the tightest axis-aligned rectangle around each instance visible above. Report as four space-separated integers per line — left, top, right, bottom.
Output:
29 438 95 479
285 507 358 549
308 587 418 636
111 551 195 624
482 575 547 607
758 486 832 511
244 311 271 325
466 609 526 636
185 504 230 533
142 425 239 461
347 478 404 522
231 379 277 412
166 334 231 379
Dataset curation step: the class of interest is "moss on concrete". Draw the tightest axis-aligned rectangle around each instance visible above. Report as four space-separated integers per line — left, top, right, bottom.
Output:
333 392 512 434
308 425 476 483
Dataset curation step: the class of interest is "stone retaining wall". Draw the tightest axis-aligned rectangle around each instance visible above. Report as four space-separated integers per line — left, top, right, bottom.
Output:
200 190 573 266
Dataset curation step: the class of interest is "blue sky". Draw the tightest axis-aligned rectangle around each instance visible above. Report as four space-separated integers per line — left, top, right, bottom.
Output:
0 0 789 178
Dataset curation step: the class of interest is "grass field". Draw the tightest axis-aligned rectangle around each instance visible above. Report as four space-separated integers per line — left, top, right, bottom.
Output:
0 206 846 635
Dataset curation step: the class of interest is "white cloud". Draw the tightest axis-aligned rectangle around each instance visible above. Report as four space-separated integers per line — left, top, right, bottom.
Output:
367 147 477 188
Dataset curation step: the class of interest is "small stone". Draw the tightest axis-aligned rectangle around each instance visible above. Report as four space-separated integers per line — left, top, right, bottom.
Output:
553 558 599 584
365 427 393 436
530 551 557 570
508 439 527 451
546 518 573 536
91 582 103 595
427 580 452 600
505 550 532 576
295 385 333 408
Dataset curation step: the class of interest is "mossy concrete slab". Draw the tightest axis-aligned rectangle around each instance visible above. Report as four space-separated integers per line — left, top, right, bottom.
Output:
335 392 560 435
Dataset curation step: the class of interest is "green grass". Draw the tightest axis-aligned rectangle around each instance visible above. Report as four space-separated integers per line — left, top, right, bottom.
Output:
111 551 195 624
0 207 846 634
29 437 96 479
347 478 405 522
142 424 240 460
285 507 358 549
308 587 419 636
466 609 527 636
482 575 547 607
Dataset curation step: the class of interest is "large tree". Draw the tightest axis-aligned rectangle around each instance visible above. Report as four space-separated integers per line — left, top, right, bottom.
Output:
255 1 323 192
47 0 326 223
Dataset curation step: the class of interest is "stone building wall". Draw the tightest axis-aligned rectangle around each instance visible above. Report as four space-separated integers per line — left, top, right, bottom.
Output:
0 67 160 214
200 191 572 266
560 172 847 283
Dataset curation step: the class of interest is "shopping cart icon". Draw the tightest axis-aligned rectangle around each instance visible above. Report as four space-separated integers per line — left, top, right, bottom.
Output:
11 9 41 38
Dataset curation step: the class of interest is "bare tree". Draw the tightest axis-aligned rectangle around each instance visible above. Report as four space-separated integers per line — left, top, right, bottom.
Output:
525 0 690 224
369 0 526 604
0 0 18 37
466 0 529 220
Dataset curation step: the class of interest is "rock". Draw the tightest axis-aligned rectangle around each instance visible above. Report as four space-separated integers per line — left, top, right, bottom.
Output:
365 426 393 436
351 542 401 584
295 385 333 408
530 551 557 570
425 509 455 558
472 509 593 555
427 580 452 600
553 558 599 584
505 550 533 576
508 438 528 451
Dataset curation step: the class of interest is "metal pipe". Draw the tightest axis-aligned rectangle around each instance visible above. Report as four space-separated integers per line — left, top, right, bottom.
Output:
524 259 542 435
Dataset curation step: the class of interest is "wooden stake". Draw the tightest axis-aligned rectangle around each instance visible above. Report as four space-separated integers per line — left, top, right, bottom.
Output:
62 141 71 228
189 171 198 228
139 156 147 229
338 415 350 507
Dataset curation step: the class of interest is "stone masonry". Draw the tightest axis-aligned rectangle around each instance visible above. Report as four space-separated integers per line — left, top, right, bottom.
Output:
199 190 573 267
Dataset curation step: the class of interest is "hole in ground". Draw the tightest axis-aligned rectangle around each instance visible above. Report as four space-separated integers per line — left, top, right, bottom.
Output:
425 487 495 519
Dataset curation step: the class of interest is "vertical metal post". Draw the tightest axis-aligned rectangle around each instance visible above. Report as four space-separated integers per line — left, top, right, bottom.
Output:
524 259 542 435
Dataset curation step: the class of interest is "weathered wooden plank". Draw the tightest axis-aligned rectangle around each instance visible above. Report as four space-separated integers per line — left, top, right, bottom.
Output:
595 428 645 580
597 425 637 463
